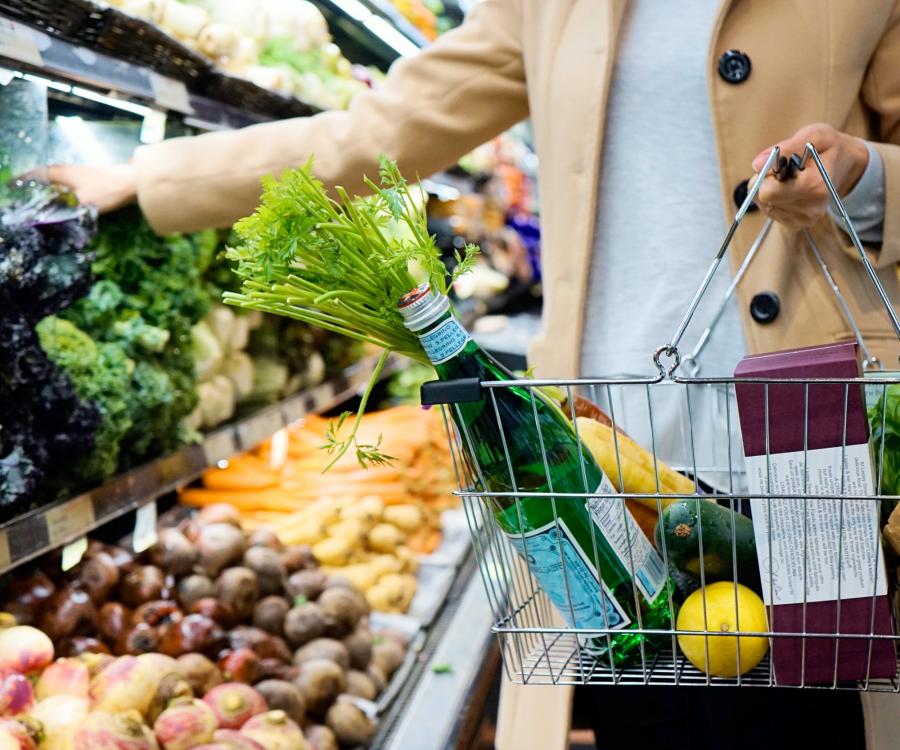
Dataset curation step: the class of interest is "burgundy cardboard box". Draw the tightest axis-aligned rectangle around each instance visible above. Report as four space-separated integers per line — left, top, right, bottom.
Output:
734 342 896 685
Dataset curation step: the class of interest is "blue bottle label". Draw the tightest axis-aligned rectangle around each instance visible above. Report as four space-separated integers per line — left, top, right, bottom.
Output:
506 519 631 631
419 318 470 364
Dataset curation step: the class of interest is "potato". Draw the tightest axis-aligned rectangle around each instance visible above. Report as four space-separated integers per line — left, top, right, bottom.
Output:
295 659 346 716
304 724 338 750
366 524 403 554
243 547 286 597
318 588 367 637
343 628 373 671
312 538 352 567
345 670 377 701
326 519 366 543
382 504 423 532
283 603 328 648
293 638 350 670
326 698 375 746
369 555 402 578
372 640 405 676
366 574 416 613
253 679 305 725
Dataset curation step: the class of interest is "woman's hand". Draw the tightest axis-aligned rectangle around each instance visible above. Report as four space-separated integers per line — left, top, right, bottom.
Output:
750 123 869 231
46 162 137 213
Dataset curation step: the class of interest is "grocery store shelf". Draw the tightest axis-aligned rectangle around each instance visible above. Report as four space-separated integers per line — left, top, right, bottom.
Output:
0 352 403 576
0 12 319 126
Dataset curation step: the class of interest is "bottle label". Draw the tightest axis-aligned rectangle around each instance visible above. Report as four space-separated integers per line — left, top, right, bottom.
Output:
588 476 667 604
506 519 631 631
419 318 470 364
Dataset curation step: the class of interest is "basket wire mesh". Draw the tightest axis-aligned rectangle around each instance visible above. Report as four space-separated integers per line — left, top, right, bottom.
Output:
432 144 900 691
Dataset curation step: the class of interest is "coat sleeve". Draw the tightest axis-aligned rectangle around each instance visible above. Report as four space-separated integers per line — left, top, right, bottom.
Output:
133 0 527 234
860 0 900 268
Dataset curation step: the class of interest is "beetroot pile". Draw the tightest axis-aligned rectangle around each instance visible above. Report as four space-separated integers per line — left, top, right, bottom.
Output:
0 504 409 749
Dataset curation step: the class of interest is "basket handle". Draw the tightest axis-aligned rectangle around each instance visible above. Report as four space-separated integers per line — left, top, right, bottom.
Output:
654 142 900 378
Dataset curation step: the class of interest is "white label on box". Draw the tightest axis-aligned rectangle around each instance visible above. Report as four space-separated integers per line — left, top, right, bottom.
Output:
0 19 42 67
747 442 887 606
588 475 666 604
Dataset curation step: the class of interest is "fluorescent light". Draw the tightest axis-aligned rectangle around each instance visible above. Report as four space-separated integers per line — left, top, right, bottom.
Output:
363 15 420 57
71 85 154 117
21 72 71 93
328 0 372 21
54 116 109 164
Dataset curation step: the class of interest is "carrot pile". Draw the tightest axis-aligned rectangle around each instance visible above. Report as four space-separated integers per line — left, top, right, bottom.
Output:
179 406 457 611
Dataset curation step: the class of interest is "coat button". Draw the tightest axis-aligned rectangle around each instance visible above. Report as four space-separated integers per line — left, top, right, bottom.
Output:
733 179 759 213
718 50 752 84
750 292 780 324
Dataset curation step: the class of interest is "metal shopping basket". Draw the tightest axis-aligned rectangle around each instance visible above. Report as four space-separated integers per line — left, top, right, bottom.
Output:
423 144 900 691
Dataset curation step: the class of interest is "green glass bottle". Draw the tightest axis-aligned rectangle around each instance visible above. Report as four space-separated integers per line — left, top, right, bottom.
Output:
400 284 673 664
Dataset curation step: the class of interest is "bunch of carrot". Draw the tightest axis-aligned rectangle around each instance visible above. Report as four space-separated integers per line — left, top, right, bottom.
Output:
179 405 456 555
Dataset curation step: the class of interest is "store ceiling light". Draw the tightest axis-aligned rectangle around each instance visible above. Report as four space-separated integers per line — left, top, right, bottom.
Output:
363 15 420 57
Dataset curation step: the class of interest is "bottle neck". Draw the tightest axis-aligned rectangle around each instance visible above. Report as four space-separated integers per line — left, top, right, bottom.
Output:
410 308 472 368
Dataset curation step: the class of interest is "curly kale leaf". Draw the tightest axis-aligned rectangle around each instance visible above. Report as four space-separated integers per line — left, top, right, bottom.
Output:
36 316 133 485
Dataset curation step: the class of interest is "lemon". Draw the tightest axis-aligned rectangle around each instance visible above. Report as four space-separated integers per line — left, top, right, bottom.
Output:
676 581 769 677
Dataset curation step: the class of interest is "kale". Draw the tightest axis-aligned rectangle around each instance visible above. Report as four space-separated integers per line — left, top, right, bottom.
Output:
36 317 133 485
63 207 210 467
0 191 100 514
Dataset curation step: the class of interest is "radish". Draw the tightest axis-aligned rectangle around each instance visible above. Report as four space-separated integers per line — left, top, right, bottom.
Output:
71 710 158 750
202 684 266 729
0 718 41 750
0 628 53 675
153 699 217 750
28 696 89 750
0 675 33 716
36 658 90 699
211 730 264 750
240 711 309 750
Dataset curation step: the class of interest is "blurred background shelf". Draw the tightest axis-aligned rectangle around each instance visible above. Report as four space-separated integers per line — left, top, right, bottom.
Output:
0 352 401 577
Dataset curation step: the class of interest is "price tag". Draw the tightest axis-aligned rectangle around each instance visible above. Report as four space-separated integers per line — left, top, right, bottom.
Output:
61 536 88 572
133 501 158 553
45 496 95 547
238 410 284 450
0 531 10 570
203 428 235 465
149 72 192 113
269 428 289 469
0 18 42 66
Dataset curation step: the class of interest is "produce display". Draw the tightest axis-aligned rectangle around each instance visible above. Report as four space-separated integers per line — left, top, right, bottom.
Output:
180 406 457 612
0 506 410 748
104 0 371 110
0 190 100 514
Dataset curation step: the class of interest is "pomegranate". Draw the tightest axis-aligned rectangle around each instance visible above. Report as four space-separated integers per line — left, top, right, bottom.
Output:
0 627 53 675
153 699 216 750
211 730 265 750
240 711 309 750
71 710 158 750
202 684 266 730
29 696 89 750
0 675 33 716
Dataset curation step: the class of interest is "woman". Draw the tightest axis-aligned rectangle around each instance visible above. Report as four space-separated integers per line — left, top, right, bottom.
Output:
51 1 900 747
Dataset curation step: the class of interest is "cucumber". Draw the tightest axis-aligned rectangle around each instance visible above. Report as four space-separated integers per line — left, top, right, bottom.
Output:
655 499 761 593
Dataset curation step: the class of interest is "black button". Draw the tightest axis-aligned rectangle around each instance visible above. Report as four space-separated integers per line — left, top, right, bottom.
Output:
718 50 752 84
750 292 780 324
733 179 759 213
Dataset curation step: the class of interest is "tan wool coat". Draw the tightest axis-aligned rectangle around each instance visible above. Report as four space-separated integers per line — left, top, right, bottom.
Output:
134 1 900 747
